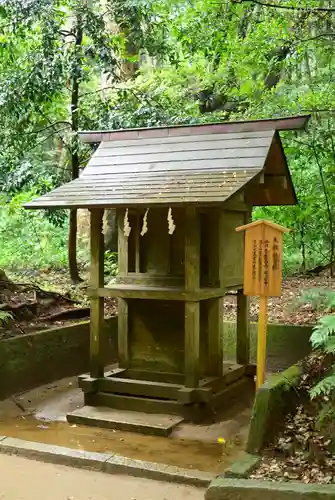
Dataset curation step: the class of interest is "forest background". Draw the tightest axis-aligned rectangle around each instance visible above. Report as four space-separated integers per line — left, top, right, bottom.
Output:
0 0 333 282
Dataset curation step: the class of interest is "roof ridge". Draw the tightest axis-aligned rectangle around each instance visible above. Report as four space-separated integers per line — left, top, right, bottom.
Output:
79 115 310 143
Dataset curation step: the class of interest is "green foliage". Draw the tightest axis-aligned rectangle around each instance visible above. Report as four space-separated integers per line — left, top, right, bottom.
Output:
295 287 335 437
0 0 334 275
104 251 118 277
310 314 335 350
296 288 335 313
310 373 335 399
0 0 170 190
0 311 13 325
307 291 335 436
317 402 335 439
0 192 89 269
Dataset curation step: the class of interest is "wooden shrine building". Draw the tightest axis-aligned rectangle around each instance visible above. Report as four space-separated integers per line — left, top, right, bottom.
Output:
26 115 310 426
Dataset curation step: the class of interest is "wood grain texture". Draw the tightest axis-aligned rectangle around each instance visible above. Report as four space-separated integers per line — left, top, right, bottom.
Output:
207 298 223 376
89 208 105 378
237 220 286 297
26 124 301 210
88 285 226 301
96 137 274 155
185 207 200 291
236 290 250 365
79 115 310 143
256 295 268 389
207 210 219 284
219 210 245 287
185 301 200 387
118 298 129 368
96 130 275 147
89 146 270 165
94 376 181 400
115 208 128 368
139 208 170 275
81 156 264 174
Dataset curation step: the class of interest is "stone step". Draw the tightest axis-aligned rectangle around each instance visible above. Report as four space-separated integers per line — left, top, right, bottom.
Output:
67 406 184 436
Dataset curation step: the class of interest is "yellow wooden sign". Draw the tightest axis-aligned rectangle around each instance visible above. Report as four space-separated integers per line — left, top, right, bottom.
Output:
236 220 289 390
236 220 289 297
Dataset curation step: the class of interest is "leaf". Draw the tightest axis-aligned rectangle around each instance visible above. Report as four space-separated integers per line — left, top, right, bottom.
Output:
310 374 335 399
0 311 13 324
325 336 335 354
310 315 335 349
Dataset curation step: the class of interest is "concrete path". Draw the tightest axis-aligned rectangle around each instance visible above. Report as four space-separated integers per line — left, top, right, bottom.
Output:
0 454 205 500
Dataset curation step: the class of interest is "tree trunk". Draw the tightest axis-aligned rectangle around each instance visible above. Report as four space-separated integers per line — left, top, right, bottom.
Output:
0 269 16 292
68 14 83 284
0 269 13 284
312 143 334 278
99 2 142 249
113 1 140 80
68 210 81 283
300 225 306 272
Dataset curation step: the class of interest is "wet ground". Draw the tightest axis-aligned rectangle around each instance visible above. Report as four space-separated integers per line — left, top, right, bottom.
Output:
0 376 253 474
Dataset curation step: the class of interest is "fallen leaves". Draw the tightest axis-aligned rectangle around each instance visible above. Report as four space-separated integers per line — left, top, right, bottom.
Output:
224 277 335 325
251 453 335 484
250 354 335 485
1 268 117 339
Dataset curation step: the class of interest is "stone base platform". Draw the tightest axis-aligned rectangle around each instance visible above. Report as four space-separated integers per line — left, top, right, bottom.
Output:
67 406 184 437
76 363 256 425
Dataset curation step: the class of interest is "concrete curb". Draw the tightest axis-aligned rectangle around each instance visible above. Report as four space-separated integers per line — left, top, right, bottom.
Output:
0 436 214 487
206 477 335 499
223 452 261 478
247 364 302 453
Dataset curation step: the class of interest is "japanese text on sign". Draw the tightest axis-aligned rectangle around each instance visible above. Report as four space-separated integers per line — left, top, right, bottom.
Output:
237 220 288 297
243 228 284 296
251 238 281 285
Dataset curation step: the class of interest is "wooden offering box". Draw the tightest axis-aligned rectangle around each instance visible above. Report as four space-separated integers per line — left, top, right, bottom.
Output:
25 115 309 424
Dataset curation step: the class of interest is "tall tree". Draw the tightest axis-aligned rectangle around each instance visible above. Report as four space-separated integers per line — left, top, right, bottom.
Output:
0 0 116 280
0 0 164 280
0 0 333 276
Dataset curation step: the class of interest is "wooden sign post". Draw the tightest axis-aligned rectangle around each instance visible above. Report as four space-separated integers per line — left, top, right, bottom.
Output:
236 220 289 389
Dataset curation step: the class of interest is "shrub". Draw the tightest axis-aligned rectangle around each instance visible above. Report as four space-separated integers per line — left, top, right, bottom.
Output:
0 191 89 270
308 291 335 440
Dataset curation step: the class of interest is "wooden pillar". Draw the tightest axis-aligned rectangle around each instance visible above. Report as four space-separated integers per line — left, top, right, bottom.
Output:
184 207 200 387
207 210 223 376
236 289 250 365
185 207 200 291
208 299 223 376
236 207 251 365
117 209 128 278
118 298 129 368
185 302 200 387
117 209 129 368
89 208 105 378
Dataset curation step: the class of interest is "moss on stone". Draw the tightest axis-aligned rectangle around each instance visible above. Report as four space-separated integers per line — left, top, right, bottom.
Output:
206 478 335 500
223 322 313 372
224 453 261 478
0 317 117 399
247 363 303 454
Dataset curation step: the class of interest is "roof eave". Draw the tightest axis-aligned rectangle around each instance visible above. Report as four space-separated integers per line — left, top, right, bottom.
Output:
24 200 239 210
79 115 311 144
275 131 298 205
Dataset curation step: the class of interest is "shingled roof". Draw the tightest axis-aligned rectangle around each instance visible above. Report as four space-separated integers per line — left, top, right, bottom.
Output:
25 116 310 209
